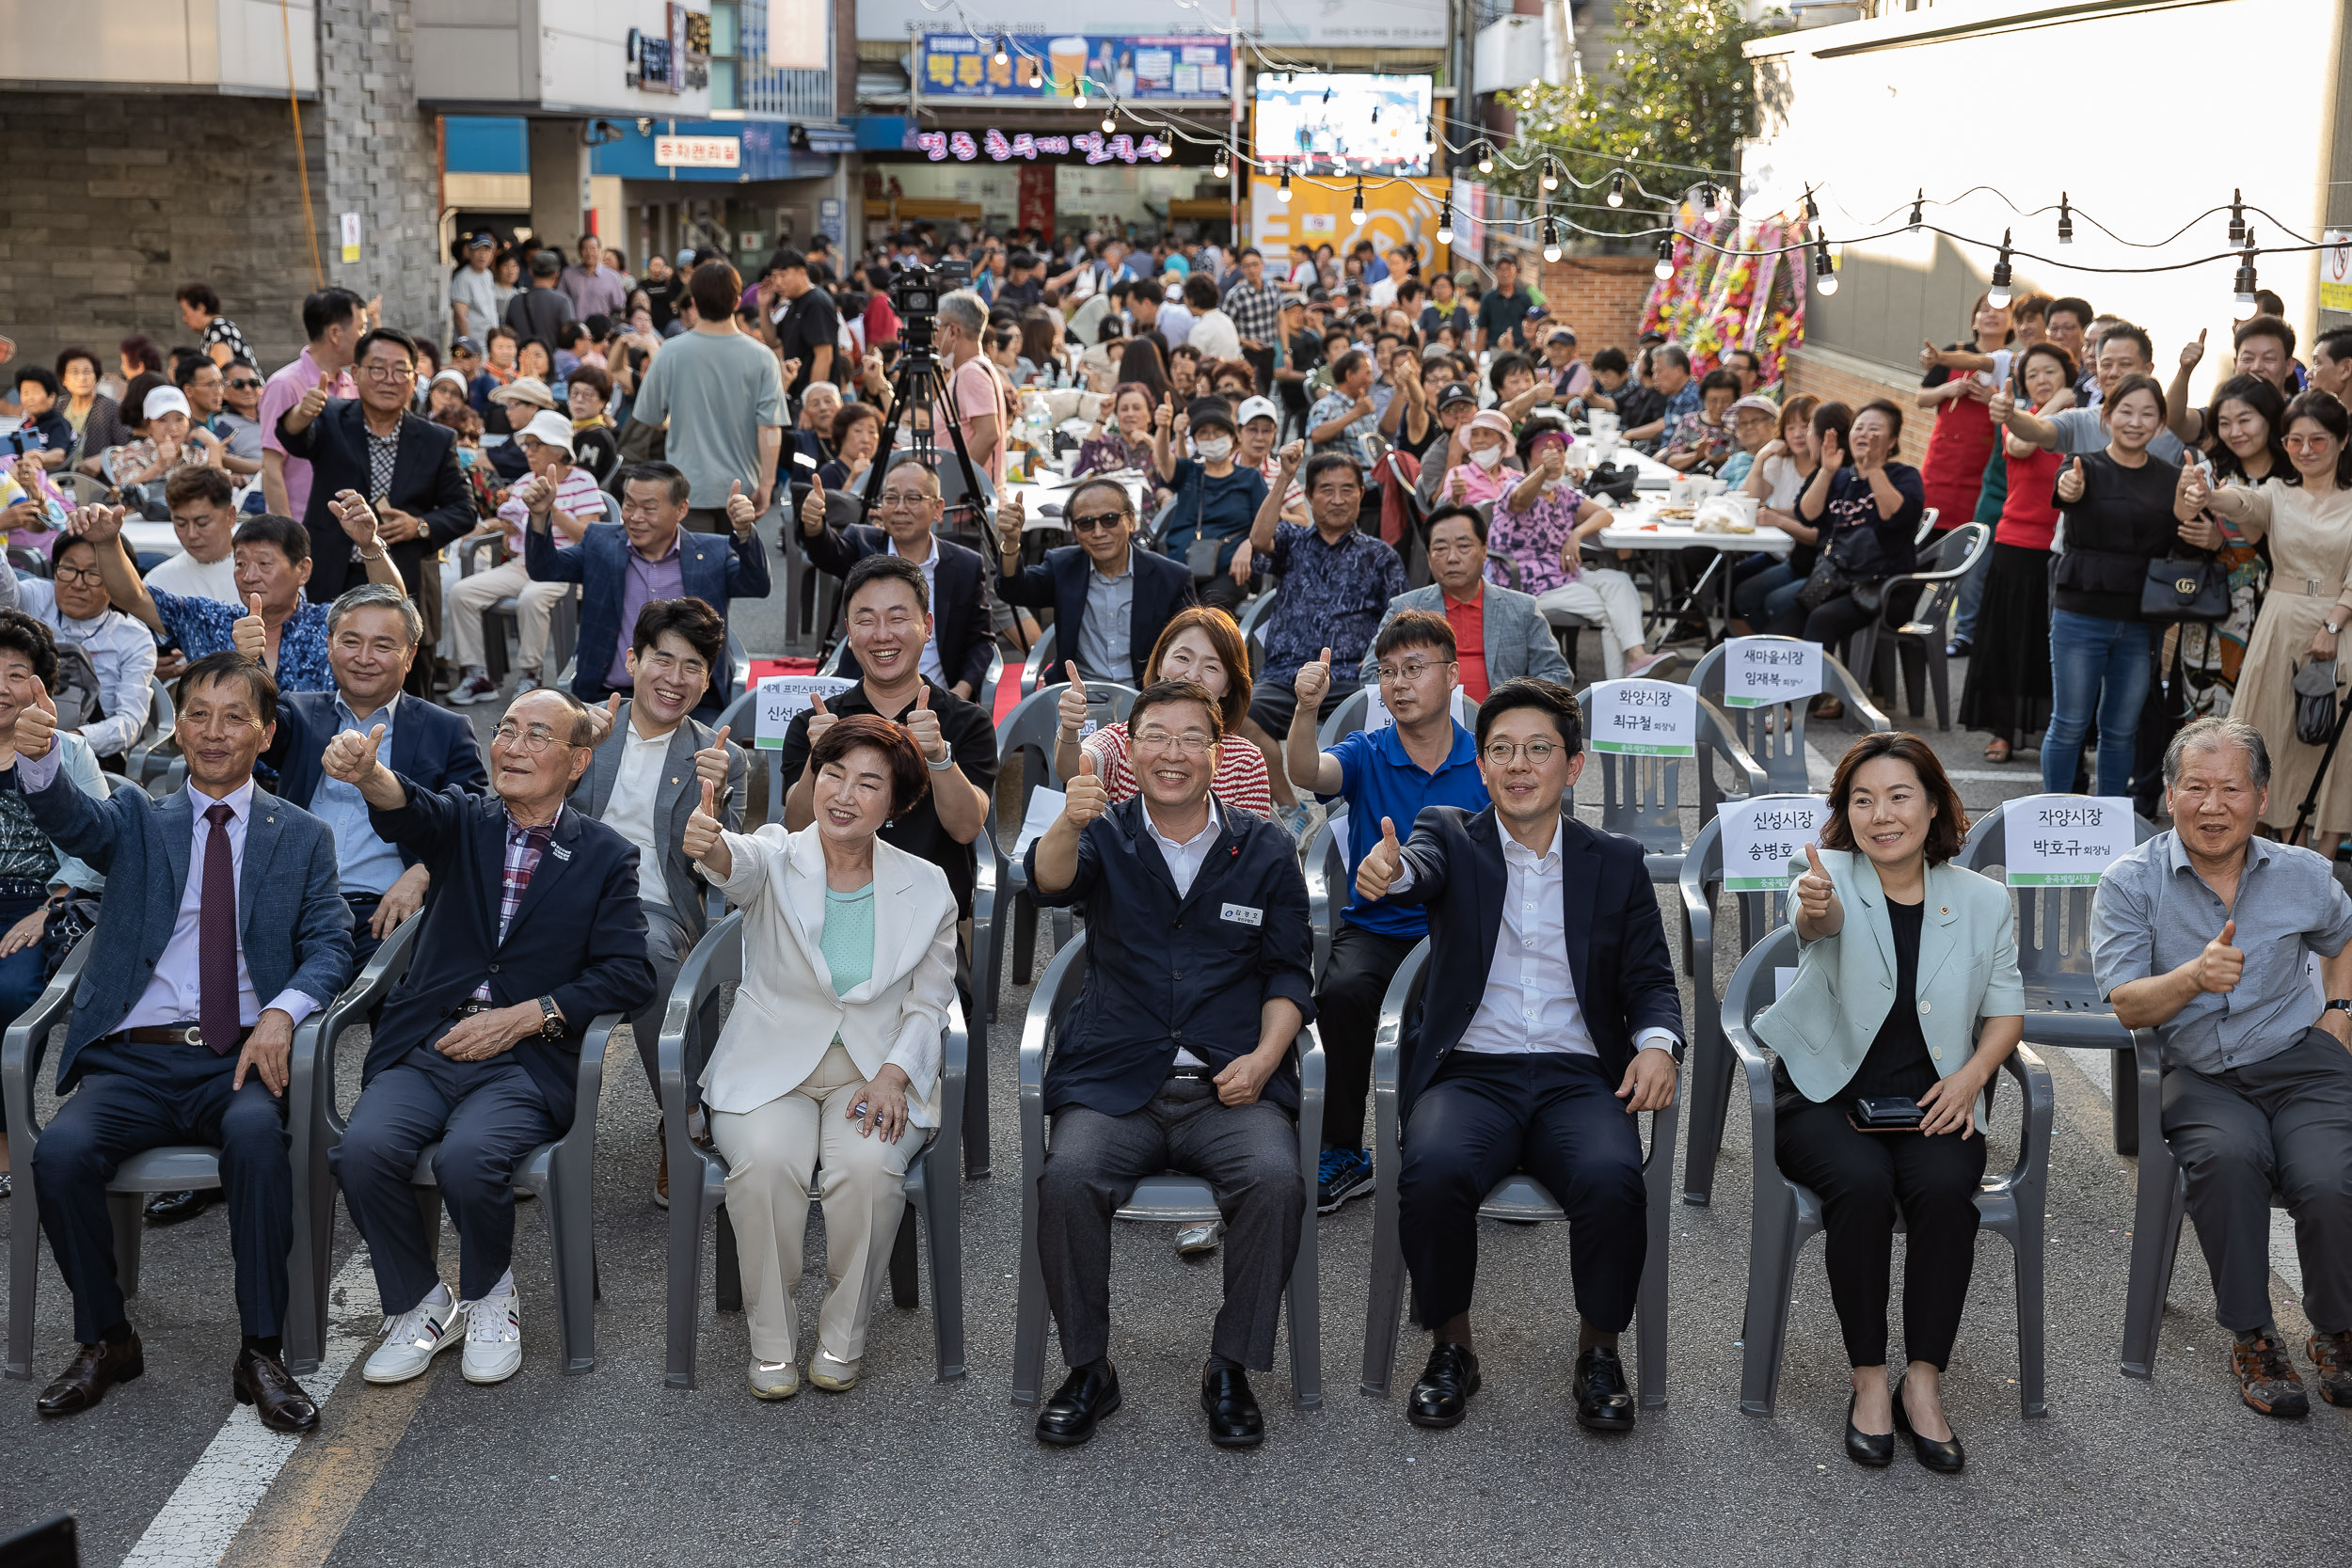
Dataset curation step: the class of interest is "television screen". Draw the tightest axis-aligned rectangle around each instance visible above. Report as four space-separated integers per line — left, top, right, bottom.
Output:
1253 73 1433 177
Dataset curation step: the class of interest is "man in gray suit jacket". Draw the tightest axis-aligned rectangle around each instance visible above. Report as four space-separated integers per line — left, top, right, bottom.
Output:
18 652 352 1432
575 598 745 1204
1358 504 1572 695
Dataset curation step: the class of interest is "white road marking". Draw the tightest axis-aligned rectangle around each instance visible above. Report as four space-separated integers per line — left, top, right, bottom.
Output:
119 1250 381 1568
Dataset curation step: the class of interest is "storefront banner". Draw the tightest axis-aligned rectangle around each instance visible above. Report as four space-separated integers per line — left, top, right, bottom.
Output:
913 128 1174 165
1248 172 1452 272
919 34 1229 102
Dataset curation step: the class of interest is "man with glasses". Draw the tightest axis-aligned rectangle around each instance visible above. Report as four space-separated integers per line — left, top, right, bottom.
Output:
1285 610 1489 1212
797 455 993 700
1352 677 1682 1434
572 597 744 1207
1025 677 1314 1450
8 531 158 767
1357 504 1571 702
174 356 258 482
993 478 1194 688
215 357 268 478
323 686 654 1388
527 461 771 721
275 327 472 674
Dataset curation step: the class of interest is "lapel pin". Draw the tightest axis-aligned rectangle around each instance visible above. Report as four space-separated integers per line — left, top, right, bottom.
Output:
1939 905 1948 915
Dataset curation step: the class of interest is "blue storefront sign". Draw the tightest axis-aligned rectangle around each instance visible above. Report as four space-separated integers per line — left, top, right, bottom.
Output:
589 120 834 182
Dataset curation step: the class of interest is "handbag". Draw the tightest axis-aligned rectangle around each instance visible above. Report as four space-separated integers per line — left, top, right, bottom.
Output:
2295 658 2342 747
2139 552 2229 623
1793 557 1883 617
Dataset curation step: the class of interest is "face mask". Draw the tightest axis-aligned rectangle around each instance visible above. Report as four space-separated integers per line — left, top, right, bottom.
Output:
1194 436 1233 463
1469 445 1504 471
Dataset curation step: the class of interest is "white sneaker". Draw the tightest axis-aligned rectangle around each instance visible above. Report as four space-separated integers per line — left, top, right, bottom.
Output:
363 1286 461 1384
749 1358 799 1400
448 670 500 705
809 1350 859 1392
461 1291 523 1384
512 674 542 695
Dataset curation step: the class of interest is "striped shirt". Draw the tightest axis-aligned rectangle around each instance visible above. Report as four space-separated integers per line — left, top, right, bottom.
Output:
473 807 559 1000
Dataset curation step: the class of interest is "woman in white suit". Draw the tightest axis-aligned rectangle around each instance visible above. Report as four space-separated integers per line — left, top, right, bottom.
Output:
1753 733 2023 1475
682 714 959 1400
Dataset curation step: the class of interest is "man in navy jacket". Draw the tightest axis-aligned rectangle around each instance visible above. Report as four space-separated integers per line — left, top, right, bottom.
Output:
796 457 993 697
525 460 769 720
992 478 1196 686
323 687 653 1388
1025 678 1314 1451
1355 676 1682 1436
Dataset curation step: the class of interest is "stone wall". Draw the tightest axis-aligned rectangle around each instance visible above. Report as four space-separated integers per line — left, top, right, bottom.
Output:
1528 252 1657 359
317 0 442 344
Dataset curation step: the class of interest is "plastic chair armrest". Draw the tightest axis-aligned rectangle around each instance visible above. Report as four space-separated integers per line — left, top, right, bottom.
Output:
0 933 87 1146
313 915 422 1136
1998 1041 2056 1193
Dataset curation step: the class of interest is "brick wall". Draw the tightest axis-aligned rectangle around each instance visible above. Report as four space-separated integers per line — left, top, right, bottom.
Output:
1530 253 1656 357
318 0 442 344
1781 342 1931 467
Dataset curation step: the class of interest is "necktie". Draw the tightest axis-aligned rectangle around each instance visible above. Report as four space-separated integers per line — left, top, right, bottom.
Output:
199 801 239 1055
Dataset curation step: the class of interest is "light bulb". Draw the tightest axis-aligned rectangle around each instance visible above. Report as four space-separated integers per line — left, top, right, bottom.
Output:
1213 149 1230 180
1654 237 1674 281
2233 237 2260 319
2057 192 2074 245
993 35 1009 65
1370 105 1379 124
1986 227 2013 309
1436 182 1454 246
1027 62 1043 88
1279 167 1292 202
1813 231 1837 297
1700 183 1721 226
1542 219 1561 264
1477 143 1494 176
1540 160 1558 193
1073 86 1088 108
1102 109 1116 133
1907 188 1923 230
1350 176 1365 227
1606 171 1625 209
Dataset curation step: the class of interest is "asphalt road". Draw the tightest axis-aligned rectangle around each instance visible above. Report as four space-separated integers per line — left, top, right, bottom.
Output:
6 588 2351 1568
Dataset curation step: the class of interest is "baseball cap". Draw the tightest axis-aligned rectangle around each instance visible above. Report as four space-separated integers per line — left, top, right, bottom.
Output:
451 336 483 356
430 368 469 395
1728 394 1781 420
1236 395 1279 427
488 375 558 410
516 409 576 454
1547 326 1578 345
675 247 696 267
141 385 192 422
464 231 496 252
1435 383 1478 414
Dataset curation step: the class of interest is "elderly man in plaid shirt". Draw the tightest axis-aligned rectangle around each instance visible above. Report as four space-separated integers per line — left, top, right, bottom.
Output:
1223 247 1288 397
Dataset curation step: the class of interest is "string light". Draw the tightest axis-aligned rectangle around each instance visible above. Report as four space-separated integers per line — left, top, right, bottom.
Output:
993 35 1009 65
1350 176 1366 226
2227 189 2247 245
1907 189 1923 230
1213 145 1230 181
1812 230 1837 296
1654 237 1675 281
1540 158 1559 193
1700 183 1722 226
1477 142 1494 176
1073 82 1088 108
1987 228 2014 308
2057 193 2074 246
1102 105 1117 134
2233 233 2261 319
1025 57 1043 88
1279 166 1292 202
1436 182 1454 247
1607 171 1626 209
1542 217 1561 263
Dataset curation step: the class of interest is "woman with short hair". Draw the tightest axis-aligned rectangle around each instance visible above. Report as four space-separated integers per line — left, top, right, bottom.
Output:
687 714 960 1399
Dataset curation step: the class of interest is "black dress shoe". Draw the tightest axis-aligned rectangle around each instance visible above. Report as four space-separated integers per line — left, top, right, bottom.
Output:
1891 1373 1964 1474
1406 1340 1481 1429
1200 1364 1263 1449
234 1348 319 1434
37 1333 144 1417
1036 1361 1120 1447
1845 1391 1894 1467
145 1188 222 1227
1572 1345 1636 1433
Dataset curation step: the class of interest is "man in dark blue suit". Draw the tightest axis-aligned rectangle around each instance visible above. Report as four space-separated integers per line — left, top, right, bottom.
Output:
991 478 1196 686
1354 676 1682 1435
17 653 352 1431
525 460 770 720
322 687 653 1387
794 456 994 699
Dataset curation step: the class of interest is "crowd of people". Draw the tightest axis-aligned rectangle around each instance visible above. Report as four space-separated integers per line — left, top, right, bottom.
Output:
1 217 2350 1474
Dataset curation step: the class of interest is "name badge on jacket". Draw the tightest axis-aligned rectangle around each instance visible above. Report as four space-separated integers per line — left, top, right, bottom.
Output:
1220 902 1263 927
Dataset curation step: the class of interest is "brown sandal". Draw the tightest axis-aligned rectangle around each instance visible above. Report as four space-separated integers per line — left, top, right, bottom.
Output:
1984 740 2010 765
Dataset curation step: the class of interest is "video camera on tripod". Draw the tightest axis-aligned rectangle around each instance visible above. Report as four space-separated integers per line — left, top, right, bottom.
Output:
886 258 972 355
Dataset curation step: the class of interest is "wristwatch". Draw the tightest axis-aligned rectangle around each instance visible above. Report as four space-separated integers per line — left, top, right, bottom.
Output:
2328 999 2352 1018
926 750 956 772
535 995 565 1039
2328 620 2345 638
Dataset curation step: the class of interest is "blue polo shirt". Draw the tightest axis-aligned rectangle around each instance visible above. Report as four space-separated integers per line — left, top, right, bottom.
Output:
1327 721 1490 938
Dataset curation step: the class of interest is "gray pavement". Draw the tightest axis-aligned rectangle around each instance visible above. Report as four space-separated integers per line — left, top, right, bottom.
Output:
6 596 2352 1567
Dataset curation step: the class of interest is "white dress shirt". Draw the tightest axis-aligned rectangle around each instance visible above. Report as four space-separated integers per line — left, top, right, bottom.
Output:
14 578 159 760
1143 797 1221 1068
1392 817 1677 1061
886 536 947 685
603 718 675 909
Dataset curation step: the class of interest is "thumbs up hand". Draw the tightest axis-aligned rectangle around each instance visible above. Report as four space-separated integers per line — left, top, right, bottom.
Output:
693 723 734 798
683 778 724 863
13 688 56 761
2057 455 2087 504
1057 662 1091 738
1356 816 1405 901
903 682 947 765
585 691 622 748
2179 328 2207 372
996 487 1025 558
1987 385 2015 426
1062 749 1109 826
1295 645 1332 707
322 723 385 784
2194 919 2245 994
804 690 837 749
1794 842 1843 932
725 477 759 535
231 594 268 661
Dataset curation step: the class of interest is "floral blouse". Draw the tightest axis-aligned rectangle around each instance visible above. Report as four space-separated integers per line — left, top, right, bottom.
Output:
1487 483 1590 595
1074 428 1154 476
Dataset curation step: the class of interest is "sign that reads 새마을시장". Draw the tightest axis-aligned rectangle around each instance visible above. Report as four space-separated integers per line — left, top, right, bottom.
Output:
1721 636 1823 708
2001 795 2137 886
1587 679 1696 757
1717 795 1832 893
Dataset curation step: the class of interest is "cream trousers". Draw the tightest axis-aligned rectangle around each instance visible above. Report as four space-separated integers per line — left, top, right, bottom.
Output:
1534 568 1646 679
709 1043 925 1366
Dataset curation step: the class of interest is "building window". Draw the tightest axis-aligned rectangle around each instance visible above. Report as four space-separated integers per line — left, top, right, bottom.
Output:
710 1 739 55
709 58 739 112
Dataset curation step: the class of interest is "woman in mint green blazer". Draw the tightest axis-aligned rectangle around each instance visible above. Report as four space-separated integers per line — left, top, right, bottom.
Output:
1754 733 2024 1475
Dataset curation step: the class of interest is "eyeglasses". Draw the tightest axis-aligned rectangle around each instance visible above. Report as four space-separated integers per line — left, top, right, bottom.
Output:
492 722 572 753
1376 658 1451 682
876 489 935 510
360 363 416 382
1482 740 1563 766
53 566 104 587
1069 510 1131 533
1132 727 1216 755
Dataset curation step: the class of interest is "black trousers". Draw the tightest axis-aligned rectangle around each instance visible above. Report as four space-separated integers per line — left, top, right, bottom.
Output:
33 1037 293 1343
1397 1052 1647 1333
1313 922 1417 1152
1767 582 1920 646
1773 1090 1984 1369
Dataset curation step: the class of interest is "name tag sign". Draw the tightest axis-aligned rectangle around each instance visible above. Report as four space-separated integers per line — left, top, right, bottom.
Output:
1220 902 1263 927
754 675 857 750
1718 794 1832 893
1360 686 1470 734
1012 788 1065 859
1721 636 1823 708
2003 794 2137 886
1587 680 1696 757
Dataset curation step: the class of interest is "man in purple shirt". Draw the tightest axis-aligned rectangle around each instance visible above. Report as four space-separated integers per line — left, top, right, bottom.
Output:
260 287 366 520
559 234 629 322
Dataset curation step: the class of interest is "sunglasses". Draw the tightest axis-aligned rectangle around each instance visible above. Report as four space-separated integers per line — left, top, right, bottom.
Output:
227 378 262 389
1069 511 1131 533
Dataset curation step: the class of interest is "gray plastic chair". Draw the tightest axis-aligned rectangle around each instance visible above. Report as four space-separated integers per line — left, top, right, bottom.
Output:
1010 933 1326 1409
656 911 967 1388
123 679 176 787
1955 800 2162 1155
1686 638 1889 797
290 915 622 1375
1722 927 2052 1418
1849 522 1990 730
1358 941 1679 1408
1677 814 1799 1207
3 934 332 1376
1019 624 1058 698
1303 807 1351 986
1572 687 1769 884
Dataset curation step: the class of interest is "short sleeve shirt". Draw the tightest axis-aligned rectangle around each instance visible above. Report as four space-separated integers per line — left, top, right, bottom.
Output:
625 329 787 508
930 356 1010 490
1324 722 1490 937
154 591 335 692
1475 286 1535 350
259 349 358 521
1262 522 1406 682
775 287 842 399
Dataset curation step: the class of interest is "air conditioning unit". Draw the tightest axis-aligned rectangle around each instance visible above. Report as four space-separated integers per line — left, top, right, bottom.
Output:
1474 15 1547 94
